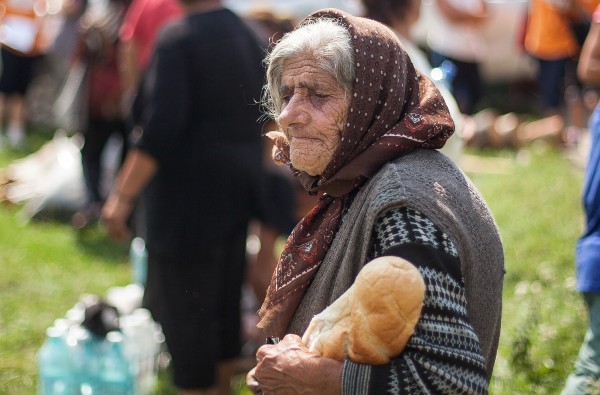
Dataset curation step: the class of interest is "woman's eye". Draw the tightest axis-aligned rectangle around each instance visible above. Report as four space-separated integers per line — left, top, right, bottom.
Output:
315 93 328 99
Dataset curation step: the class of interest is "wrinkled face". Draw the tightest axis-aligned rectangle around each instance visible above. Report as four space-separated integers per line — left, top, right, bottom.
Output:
276 56 351 177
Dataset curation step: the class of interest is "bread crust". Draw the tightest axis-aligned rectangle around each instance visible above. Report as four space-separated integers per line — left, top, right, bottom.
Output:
302 256 426 364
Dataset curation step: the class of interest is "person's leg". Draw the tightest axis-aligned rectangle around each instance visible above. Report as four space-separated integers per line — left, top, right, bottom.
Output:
153 250 223 393
445 58 481 116
0 48 14 144
6 93 26 148
215 229 248 395
72 119 112 228
562 292 600 394
4 53 39 148
538 57 568 116
562 58 588 145
81 119 113 204
430 52 481 115
462 60 485 116
0 93 6 145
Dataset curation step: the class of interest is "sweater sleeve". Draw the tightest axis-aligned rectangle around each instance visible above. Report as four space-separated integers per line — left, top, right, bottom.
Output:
341 206 489 395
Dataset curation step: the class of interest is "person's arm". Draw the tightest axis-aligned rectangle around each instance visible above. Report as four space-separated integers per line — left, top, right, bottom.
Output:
118 40 142 115
339 206 488 394
578 9 600 85
436 0 488 25
118 0 145 115
102 149 157 242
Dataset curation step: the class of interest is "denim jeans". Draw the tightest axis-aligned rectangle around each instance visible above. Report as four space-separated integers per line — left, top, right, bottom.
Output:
562 293 600 394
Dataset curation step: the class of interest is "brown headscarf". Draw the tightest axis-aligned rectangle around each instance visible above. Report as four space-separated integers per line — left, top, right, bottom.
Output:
258 8 454 338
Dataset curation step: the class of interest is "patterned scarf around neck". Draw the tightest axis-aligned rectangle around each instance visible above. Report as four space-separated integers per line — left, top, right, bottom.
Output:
258 8 454 339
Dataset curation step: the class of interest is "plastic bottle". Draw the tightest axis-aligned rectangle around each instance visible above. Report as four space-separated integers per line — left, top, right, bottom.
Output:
119 314 142 391
133 309 160 394
106 284 143 316
72 328 101 395
129 237 148 286
97 331 135 395
37 326 78 395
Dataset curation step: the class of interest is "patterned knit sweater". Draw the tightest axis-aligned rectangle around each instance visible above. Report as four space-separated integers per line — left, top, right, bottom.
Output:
286 149 504 393
341 206 488 394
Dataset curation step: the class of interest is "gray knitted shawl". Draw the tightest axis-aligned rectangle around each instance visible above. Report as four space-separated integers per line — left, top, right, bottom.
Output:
287 149 505 379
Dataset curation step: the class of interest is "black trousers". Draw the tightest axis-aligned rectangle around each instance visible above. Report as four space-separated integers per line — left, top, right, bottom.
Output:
81 118 127 206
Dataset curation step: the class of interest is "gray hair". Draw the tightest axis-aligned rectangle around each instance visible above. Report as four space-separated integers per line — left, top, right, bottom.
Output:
262 18 355 119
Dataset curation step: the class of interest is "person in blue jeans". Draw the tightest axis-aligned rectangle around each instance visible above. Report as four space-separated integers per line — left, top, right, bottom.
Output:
563 6 600 393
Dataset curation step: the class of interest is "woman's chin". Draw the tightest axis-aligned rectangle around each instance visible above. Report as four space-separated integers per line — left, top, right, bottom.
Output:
290 153 329 177
295 165 320 177
291 161 322 177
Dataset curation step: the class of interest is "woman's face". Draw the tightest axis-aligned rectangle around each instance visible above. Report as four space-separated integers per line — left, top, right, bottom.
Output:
276 56 351 177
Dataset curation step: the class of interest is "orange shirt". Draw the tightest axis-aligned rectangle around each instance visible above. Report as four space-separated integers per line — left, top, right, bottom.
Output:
525 0 600 60
0 0 48 56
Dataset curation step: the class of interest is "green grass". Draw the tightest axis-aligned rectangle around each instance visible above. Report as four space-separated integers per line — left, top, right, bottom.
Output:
0 129 591 394
0 129 132 394
470 146 587 394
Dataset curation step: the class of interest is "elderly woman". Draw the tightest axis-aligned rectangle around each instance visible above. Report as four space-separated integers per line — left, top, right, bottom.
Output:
247 8 504 395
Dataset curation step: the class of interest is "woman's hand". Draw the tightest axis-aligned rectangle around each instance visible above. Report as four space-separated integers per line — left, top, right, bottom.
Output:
101 192 133 243
100 149 157 243
248 334 343 395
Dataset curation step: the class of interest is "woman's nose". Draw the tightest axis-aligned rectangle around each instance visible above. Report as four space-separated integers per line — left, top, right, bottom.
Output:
278 94 309 128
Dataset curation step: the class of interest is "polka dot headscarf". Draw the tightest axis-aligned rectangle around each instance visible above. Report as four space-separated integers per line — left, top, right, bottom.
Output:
259 8 454 338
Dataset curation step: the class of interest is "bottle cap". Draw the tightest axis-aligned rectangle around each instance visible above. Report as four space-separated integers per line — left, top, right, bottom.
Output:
131 237 146 252
106 331 124 343
46 326 62 338
132 308 152 321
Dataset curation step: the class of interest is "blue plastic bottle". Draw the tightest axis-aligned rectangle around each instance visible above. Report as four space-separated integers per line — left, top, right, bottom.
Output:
97 331 135 395
74 329 102 395
130 237 148 287
37 326 78 395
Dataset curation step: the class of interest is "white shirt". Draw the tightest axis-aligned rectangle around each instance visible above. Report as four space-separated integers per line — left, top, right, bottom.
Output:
426 0 488 62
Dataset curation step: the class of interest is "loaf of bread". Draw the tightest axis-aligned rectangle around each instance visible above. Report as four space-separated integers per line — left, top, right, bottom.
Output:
301 256 426 364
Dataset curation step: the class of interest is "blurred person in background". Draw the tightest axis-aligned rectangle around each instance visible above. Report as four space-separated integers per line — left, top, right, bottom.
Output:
70 0 131 229
0 0 50 148
117 0 182 239
562 4 600 393
46 0 88 97
118 0 181 116
426 0 488 115
361 0 464 164
101 0 266 393
524 0 599 143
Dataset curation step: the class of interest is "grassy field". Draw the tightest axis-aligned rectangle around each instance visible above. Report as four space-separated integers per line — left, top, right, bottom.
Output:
469 146 587 394
0 128 590 394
